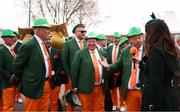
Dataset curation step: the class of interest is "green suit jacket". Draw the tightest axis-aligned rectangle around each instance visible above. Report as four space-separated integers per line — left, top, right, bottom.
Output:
106 45 121 64
106 45 122 89
14 37 52 99
71 48 108 94
14 41 22 54
0 46 14 89
62 38 86 76
110 45 144 99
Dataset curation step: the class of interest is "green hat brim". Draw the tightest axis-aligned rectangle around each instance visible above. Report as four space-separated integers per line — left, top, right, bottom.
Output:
128 33 142 38
119 39 128 45
98 38 106 40
1 35 15 38
85 37 98 40
1 29 16 37
113 36 121 38
32 25 50 28
72 24 85 34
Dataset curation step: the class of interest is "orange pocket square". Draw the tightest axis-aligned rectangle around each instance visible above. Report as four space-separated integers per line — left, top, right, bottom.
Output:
53 54 59 59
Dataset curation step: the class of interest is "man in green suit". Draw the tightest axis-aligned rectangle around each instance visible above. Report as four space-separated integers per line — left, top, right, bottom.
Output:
100 27 144 111
0 29 16 111
14 18 52 111
12 31 24 104
71 32 108 111
62 23 86 111
106 32 121 110
0 39 3 111
96 33 113 111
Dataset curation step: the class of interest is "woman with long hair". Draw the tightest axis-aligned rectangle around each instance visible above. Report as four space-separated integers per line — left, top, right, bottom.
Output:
141 19 180 111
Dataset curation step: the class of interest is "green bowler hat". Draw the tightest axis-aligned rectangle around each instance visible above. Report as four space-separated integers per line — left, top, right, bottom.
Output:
112 32 121 38
33 18 50 28
1 29 16 38
128 27 142 37
85 32 98 40
119 36 128 45
97 34 107 40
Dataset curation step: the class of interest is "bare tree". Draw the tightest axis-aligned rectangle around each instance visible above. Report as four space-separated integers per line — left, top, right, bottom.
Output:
74 0 100 28
17 0 99 28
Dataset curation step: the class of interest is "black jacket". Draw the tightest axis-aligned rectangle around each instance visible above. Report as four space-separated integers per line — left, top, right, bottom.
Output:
140 47 179 111
50 48 63 87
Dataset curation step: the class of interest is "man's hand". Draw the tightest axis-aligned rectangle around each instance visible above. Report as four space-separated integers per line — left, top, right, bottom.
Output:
72 88 78 94
99 57 110 71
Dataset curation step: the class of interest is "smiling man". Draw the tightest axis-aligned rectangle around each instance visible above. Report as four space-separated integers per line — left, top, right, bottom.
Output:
71 32 108 111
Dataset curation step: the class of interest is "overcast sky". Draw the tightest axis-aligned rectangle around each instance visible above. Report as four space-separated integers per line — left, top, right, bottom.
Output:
0 0 180 36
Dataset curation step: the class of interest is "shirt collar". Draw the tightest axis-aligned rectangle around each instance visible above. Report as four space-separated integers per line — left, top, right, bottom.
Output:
139 45 143 51
34 35 43 44
75 37 83 43
89 48 98 53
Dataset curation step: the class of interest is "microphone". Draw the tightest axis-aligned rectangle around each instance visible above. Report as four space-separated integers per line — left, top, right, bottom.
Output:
132 55 136 69
130 47 138 69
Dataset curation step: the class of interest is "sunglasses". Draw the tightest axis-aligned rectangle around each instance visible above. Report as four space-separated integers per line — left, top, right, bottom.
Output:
78 30 87 34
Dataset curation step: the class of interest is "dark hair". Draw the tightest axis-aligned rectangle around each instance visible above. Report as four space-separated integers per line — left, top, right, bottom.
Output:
145 19 178 58
72 24 85 34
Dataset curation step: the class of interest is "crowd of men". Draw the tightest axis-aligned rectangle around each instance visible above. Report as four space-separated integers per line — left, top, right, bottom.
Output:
0 17 180 111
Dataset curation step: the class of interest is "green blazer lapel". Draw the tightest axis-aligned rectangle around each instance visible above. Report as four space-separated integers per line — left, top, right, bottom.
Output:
72 38 80 50
14 41 22 53
85 48 94 67
83 39 86 48
3 46 14 60
33 37 45 67
97 49 104 60
126 46 133 71
106 45 113 63
122 45 133 78
117 45 121 57
109 45 113 58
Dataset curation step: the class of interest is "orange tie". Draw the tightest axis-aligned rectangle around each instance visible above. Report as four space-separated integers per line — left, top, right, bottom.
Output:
130 49 139 88
10 45 16 59
91 51 100 83
42 42 52 79
79 40 83 49
113 45 118 63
